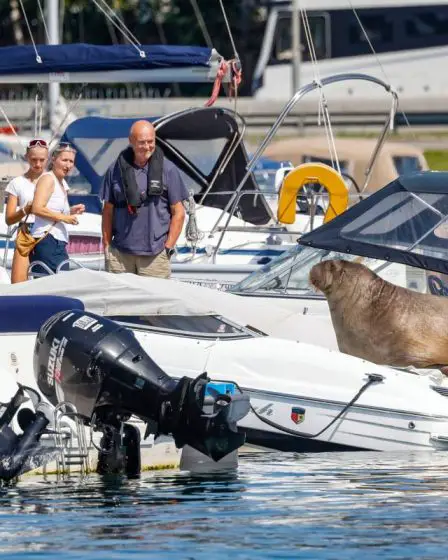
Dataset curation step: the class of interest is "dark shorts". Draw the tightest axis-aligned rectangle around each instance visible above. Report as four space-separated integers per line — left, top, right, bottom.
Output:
29 234 69 276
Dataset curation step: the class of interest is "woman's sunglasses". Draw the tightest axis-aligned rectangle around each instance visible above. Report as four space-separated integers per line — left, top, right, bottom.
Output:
27 138 48 149
53 142 76 152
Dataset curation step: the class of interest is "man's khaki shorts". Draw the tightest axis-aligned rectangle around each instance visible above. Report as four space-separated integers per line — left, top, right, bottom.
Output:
105 245 171 279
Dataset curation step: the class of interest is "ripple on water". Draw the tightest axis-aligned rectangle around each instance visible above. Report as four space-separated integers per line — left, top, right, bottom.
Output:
0 450 447 559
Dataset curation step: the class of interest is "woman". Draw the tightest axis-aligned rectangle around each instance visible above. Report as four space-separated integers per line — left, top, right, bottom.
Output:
5 139 49 283
30 143 85 275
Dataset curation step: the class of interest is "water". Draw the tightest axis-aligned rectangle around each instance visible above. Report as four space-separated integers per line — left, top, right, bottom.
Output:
1 450 448 559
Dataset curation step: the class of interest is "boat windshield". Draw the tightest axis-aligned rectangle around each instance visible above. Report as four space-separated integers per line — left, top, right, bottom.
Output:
108 314 260 340
230 245 364 294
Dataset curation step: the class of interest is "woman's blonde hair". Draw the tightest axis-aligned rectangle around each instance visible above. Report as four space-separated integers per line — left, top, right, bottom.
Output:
48 142 77 169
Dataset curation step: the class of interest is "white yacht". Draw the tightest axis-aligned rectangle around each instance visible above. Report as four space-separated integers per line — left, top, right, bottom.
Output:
254 0 448 102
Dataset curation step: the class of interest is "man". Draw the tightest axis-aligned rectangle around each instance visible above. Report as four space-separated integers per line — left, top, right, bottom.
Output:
101 120 188 278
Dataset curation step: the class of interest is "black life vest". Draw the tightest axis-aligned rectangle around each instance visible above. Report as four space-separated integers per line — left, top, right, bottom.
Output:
117 145 164 215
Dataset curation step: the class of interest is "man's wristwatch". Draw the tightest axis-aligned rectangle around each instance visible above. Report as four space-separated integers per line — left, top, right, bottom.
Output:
165 247 175 259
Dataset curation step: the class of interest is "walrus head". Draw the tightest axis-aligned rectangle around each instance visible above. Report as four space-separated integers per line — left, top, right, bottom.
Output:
309 259 346 294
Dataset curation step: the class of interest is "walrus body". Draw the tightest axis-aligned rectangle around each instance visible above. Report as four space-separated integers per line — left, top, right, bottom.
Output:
309 259 448 373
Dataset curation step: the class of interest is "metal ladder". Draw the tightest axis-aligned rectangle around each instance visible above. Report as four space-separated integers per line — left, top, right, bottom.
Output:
49 402 90 476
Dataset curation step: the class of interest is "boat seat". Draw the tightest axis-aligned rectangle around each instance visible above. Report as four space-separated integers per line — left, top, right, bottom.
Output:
0 295 84 333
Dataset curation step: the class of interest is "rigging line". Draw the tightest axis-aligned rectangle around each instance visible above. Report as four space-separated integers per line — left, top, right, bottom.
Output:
90 0 143 54
36 0 50 43
347 0 415 137
18 0 42 63
300 9 340 175
48 85 87 146
217 0 239 60
92 0 142 49
189 0 214 49
96 0 142 46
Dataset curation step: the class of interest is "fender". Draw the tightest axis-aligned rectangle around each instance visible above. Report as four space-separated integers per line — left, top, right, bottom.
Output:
277 162 349 225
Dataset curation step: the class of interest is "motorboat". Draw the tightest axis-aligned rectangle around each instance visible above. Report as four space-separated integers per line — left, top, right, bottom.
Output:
229 170 448 354
229 243 429 317
3 268 448 454
0 293 250 482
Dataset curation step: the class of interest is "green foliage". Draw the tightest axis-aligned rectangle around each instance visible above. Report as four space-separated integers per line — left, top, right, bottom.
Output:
425 150 448 171
1 0 265 96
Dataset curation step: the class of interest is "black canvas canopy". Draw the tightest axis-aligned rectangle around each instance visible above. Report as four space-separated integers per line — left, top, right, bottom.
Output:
62 107 272 225
300 171 448 275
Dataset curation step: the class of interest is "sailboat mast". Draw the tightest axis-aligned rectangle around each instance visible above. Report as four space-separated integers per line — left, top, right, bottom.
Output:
291 0 301 95
46 0 60 133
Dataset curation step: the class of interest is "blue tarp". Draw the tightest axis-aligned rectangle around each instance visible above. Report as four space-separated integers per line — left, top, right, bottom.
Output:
0 43 214 75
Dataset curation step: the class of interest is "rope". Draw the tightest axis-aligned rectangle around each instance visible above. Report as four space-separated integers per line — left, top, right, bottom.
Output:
90 0 145 57
232 374 384 440
96 0 142 47
204 59 242 107
18 0 42 63
37 0 50 43
300 8 340 176
217 0 239 61
204 59 228 107
347 0 415 138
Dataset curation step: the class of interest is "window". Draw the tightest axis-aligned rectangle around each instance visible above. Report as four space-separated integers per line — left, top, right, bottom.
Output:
108 314 259 339
341 191 448 256
406 12 448 37
274 13 330 62
393 156 422 176
167 139 227 177
349 15 393 45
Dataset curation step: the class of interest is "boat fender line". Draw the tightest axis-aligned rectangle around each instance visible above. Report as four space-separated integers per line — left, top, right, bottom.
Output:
235 373 384 439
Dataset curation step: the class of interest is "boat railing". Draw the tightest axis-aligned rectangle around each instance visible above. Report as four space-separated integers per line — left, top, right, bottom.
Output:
206 188 350 263
28 257 86 279
208 73 398 241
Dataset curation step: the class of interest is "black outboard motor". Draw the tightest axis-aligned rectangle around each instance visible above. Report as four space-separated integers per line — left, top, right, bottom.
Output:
0 386 51 483
33 310 249 474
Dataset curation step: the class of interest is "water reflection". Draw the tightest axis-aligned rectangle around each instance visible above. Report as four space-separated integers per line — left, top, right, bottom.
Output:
0 451 448 557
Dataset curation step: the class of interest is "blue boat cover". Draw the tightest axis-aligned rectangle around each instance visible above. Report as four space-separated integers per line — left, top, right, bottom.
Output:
61 116 159 196
0 43 213 75
0 295 84 333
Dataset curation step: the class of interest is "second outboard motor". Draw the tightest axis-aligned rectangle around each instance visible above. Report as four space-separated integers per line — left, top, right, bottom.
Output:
33 310 250 474
0 386 51 483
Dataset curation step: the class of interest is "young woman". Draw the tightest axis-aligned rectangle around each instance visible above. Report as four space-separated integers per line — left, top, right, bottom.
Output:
5 139 49 283
30 143 85 275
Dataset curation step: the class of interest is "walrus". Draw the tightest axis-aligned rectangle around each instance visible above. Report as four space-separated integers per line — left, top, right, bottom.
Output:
309 259 448 375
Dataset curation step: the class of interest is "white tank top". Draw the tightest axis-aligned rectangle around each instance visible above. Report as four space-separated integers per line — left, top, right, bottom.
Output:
31 171 70 243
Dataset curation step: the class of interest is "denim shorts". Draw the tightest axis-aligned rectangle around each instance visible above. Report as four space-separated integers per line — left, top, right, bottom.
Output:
29 234 69 276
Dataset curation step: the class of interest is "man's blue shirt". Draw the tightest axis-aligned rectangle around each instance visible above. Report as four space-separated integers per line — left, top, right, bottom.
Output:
101 156 188 256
